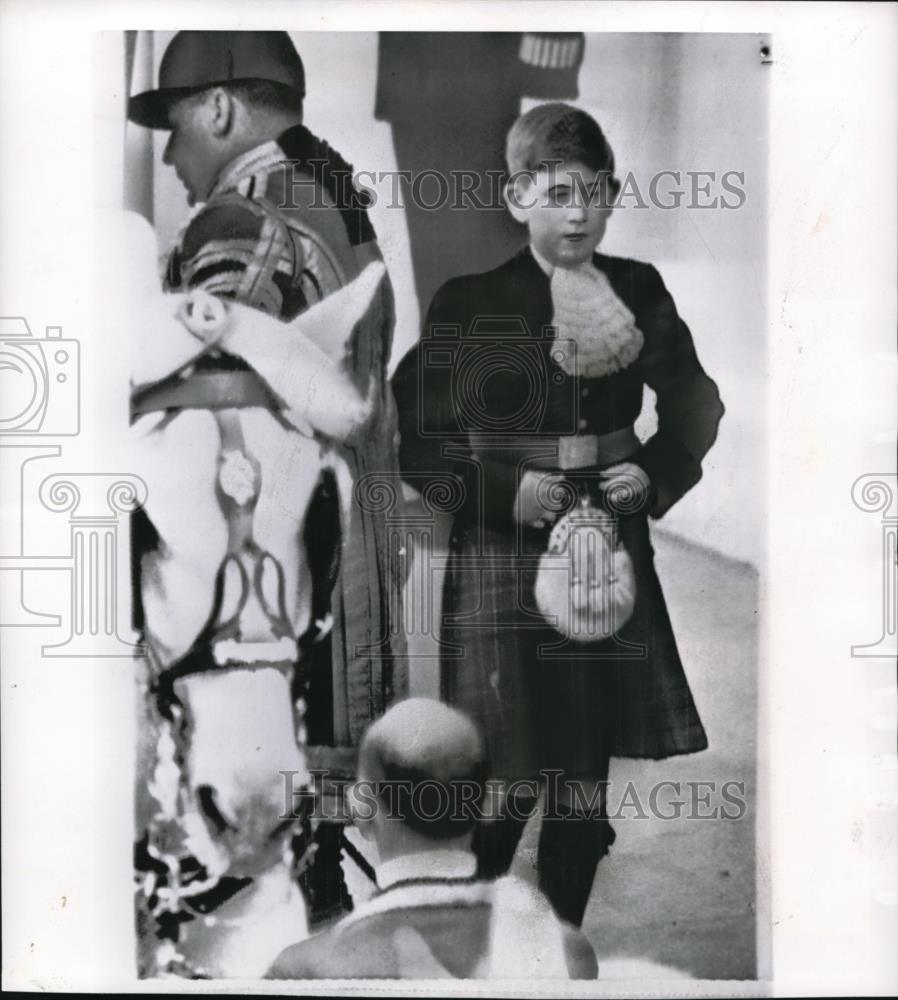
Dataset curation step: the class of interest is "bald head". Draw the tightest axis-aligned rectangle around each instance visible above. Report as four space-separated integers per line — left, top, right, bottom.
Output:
357 698 487 841
360 698 484 782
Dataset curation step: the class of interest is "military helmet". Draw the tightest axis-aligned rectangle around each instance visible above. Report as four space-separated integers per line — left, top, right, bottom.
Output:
128 30 305 129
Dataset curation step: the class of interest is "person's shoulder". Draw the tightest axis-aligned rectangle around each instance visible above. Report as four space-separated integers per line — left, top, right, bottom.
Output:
451 247 537 289
177 193 267 257
427 248 539 314
266 915 399 979
255 153 367 261
266 925 361 979
593 250 662 284
267 931 331 979
593 251 672 311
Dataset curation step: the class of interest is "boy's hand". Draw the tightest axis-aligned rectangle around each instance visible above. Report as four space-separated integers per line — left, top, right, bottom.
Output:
513 470 566 528
600 462 653 514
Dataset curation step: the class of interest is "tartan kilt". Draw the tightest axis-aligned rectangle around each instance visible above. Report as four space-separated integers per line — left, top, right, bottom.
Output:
440 509 708 782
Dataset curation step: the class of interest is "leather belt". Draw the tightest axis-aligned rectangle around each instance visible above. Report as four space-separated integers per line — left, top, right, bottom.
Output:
131 371 279 417
551 427 640 470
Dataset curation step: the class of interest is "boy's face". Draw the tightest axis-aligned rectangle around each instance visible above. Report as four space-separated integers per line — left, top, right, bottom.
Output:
513 160 614 269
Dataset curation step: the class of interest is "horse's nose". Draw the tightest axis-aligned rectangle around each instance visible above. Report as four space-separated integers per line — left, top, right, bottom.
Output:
175 665 309 875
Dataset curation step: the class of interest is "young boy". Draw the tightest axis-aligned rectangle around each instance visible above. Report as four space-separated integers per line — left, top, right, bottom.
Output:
391 102 725 926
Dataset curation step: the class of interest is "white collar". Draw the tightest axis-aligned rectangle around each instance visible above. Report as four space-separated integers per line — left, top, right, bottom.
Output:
376 848 477 890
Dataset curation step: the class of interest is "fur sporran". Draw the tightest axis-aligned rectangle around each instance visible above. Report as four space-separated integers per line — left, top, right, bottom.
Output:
534 500 636 641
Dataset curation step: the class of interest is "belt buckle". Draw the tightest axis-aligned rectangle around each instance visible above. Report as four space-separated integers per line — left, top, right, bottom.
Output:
558 434 599 470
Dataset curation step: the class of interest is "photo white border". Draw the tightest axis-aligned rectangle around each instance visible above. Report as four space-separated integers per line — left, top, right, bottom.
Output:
1 1 895 996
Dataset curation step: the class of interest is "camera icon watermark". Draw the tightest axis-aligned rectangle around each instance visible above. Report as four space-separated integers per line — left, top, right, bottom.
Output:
418 315 579 438
0 313 143 657
0 316 80 436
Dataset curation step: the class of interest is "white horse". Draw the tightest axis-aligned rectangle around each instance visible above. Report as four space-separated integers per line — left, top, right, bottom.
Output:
121 213 384 977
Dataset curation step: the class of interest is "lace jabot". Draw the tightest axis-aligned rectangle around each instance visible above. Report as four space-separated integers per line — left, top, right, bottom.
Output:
531 247 644 378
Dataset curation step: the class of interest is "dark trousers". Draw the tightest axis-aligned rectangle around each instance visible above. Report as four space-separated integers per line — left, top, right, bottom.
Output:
472 769 615 927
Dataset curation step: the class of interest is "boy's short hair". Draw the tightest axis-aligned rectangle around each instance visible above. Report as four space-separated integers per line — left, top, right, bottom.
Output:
506 101 618 184
358 698 487 841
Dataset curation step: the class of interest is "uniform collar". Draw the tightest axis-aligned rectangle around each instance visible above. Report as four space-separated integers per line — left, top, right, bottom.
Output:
209 140 288 198
209 122 319 198
376 848 477 891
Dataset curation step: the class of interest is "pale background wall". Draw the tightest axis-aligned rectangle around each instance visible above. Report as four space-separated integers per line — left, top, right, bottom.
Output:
131 30 767 566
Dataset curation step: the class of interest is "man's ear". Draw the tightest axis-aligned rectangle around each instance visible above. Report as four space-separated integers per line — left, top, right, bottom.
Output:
347 779 377 841
208 86 235 138
504 172 534 225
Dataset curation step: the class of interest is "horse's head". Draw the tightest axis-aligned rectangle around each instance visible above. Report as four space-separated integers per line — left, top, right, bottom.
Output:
133 259 385 969
157 452 345 881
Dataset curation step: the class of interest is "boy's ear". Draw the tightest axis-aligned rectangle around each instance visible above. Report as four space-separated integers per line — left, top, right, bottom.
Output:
504 172 534 224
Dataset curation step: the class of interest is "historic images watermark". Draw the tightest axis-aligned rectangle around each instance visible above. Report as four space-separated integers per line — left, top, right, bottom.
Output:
276 164 748 214
279 768 748 824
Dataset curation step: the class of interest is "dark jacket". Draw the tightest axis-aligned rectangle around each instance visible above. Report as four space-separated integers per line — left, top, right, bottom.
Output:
391 246 723 775
393 245 724 525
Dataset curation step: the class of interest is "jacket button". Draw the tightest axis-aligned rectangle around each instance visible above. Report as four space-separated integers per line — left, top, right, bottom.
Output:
578 418 588 430
581 386 589 398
